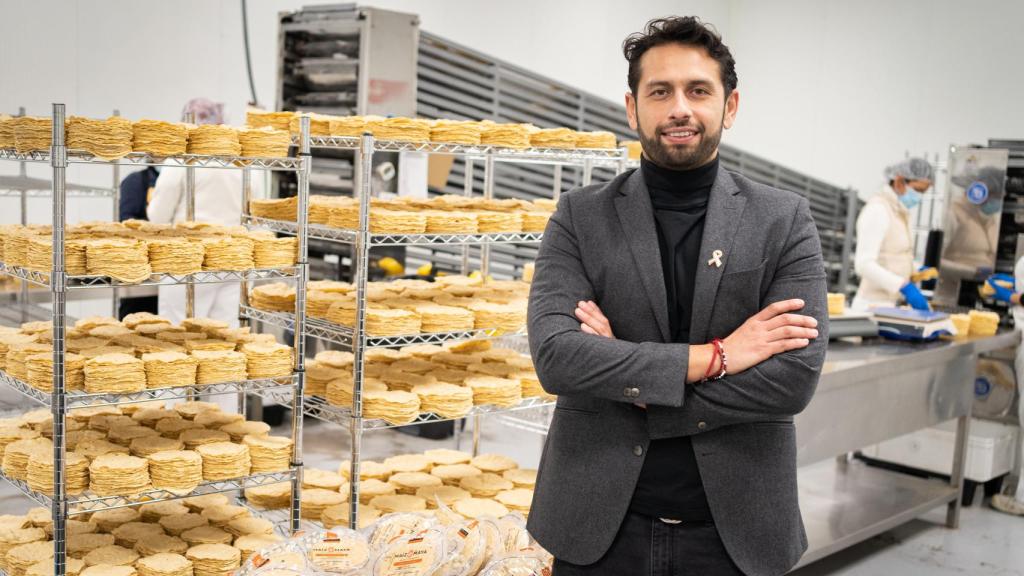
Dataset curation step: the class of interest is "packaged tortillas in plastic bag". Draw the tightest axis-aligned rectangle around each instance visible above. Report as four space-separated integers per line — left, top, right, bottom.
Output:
242 531 311 575
478 548 551 576
372 528 446 576
306 528 371 574
364 512 436 551
435 519 488 576
496 514 532 553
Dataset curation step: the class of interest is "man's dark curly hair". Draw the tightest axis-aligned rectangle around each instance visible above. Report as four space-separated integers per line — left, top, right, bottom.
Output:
623 16 737 97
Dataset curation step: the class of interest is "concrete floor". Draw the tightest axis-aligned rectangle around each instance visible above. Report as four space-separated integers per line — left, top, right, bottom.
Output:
4 412 1021 575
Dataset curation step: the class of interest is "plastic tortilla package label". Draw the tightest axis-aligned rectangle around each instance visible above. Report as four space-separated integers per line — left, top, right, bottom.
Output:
372 528 445 576
365 512 435 551
307 528 371 574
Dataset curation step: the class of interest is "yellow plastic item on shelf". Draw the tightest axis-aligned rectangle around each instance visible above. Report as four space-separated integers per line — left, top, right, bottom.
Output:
378 256 404 276
621 140 643 160
827 293 846 316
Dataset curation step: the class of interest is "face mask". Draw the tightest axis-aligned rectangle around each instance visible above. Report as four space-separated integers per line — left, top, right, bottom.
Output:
899 188 922 210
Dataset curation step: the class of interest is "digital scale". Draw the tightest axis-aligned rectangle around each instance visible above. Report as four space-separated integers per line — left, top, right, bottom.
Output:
871 307 957 341
828 311 879 339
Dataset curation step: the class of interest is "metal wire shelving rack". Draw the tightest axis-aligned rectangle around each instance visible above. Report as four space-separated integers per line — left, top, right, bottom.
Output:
0 263 301 289
241 215 546 247
243 132 630 529
240 304 526 349
0 104 313 576
303 394 555 431
0 107 122 322
0 371 299 409
0 466 297 516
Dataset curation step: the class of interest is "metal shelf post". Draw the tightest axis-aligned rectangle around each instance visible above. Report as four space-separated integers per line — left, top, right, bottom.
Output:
18 106 29 324
50 102 69 576
290 117 311 533
184 112 196 320
460 159 474 275
239 168 253 417
111 109 122 318
349 133 375 529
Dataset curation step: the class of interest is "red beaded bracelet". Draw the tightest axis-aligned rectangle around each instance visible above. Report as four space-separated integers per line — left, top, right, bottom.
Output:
708 338 728 381
702 339 721 382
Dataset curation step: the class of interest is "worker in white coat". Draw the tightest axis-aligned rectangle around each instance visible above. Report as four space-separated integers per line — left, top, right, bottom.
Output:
984 266 1024 516
852 158 936 311
147 98 264 326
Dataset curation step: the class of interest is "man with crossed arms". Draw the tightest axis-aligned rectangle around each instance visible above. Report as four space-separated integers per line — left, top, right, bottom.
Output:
527 16 828 576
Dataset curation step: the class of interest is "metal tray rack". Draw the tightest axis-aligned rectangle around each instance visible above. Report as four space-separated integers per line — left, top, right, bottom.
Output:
0 104 313 576
242 132 629 528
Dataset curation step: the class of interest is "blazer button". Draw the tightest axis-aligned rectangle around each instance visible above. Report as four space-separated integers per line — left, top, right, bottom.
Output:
630 388 640 398
623 387 632 397
633 445 644 456
697 421 707 430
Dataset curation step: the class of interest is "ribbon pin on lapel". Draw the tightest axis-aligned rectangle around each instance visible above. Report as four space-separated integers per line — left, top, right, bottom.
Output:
707 250 723 268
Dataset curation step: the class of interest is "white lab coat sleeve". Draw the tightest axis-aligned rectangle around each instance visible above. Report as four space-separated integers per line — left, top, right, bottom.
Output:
854 203 906 294
1013 256 1024 502
1012 257 1024 328
147 167 184 224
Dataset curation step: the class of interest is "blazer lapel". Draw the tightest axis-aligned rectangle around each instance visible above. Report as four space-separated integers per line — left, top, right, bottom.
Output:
689 166 746 343
614 170 671 342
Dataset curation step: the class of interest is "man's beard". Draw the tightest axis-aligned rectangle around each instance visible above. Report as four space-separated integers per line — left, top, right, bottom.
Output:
636 110 723 171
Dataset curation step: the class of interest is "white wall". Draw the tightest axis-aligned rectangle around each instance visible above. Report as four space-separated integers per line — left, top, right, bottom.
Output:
0 0 728 144
723 0 1024 198
0 0 726 223
2 0 1023 206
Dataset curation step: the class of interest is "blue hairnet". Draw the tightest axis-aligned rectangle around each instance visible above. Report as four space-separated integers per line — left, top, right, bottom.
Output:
884 157 934 182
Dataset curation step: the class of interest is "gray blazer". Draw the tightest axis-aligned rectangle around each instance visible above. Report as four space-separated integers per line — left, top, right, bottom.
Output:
526 165 828 576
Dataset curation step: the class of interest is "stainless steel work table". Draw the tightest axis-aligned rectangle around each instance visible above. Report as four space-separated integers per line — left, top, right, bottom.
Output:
792 330 1021 569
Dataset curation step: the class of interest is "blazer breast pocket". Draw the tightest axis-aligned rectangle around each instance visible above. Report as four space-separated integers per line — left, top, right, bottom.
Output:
711 258 767 331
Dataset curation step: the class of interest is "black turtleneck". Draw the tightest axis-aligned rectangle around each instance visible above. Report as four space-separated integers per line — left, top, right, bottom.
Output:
629 154 717 521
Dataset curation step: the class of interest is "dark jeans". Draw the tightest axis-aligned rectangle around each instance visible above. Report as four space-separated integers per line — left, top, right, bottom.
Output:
553 511 745 576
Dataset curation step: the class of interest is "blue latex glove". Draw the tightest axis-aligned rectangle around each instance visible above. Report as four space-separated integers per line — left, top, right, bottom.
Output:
987 273 1016 304
900 282 931 311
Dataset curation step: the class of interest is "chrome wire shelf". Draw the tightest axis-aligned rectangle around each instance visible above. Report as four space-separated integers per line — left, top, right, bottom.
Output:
269 393 555 431
366 230 543 247
236 501 319 535
0 474 50 509
0 466 297 515
0 370 298 409
0 263 298 289
243 215 544 247
0 148 304 171
0 183 116 198
494 404 554 436
240 305 526 349
247 383 299 405
297 135 626 167
0 189 114 198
